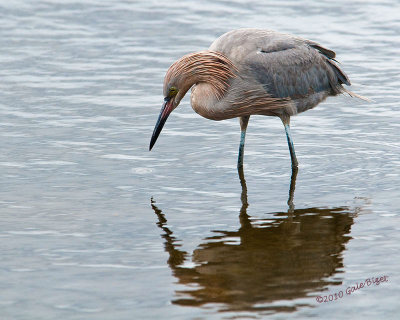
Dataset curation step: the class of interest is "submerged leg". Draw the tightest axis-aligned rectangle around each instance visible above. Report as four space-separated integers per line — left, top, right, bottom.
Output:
282 118 299 168
287 165 298 213
237 165 251 229
238 116 250 168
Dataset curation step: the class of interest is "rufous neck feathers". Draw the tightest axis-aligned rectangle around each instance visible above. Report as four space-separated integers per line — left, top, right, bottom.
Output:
164 50 237 100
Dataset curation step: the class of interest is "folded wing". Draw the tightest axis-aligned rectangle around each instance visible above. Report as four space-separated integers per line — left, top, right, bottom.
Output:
247 40 350 100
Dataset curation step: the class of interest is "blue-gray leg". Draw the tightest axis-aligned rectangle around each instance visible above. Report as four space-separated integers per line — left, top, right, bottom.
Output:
238 130 246 168
284 123 299 168
237 116 250 168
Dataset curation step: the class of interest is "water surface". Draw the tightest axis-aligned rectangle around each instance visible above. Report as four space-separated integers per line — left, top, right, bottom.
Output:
0 0 399 319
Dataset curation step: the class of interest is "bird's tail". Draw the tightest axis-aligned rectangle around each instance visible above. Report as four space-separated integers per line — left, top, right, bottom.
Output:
342 88 372 102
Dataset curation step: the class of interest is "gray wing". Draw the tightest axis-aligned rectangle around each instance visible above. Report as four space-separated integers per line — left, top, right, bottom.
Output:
246 39 350 99
210 29 350 100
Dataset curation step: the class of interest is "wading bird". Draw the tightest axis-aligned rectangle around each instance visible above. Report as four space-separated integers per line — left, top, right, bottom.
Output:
149 28 367 169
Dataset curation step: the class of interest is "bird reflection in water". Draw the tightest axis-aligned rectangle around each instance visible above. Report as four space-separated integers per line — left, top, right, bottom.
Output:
151 168 358 314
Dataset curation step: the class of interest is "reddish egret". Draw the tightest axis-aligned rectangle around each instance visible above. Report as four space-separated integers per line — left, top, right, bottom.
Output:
149 28 367 168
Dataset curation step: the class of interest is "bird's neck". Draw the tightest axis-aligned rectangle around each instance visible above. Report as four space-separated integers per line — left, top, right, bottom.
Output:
166 50 237 102
190 82 224 120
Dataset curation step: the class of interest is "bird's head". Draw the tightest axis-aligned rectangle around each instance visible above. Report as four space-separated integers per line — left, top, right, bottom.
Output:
149 50 236 151
149 59 194 151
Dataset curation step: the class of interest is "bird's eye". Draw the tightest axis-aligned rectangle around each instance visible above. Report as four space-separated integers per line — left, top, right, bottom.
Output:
168 87 178 96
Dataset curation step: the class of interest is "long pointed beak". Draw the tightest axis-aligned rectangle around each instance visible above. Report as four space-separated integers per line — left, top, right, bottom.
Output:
149 97 173 151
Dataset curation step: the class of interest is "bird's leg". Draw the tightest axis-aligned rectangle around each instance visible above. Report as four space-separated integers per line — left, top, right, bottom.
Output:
287 165 298 213
282 118 299 168
237 165 251 230
238 116 250 168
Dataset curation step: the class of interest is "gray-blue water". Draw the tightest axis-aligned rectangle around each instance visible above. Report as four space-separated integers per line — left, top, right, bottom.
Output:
1 1 399 319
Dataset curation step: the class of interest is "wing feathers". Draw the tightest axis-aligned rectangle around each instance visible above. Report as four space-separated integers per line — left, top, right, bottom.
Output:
308 43 336 60
249 42 352 100
326 59 351 86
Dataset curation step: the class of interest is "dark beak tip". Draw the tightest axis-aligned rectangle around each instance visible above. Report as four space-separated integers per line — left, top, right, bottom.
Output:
150 98 171 152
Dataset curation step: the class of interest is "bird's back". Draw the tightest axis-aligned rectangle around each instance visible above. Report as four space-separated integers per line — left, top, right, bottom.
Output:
208 28 351 117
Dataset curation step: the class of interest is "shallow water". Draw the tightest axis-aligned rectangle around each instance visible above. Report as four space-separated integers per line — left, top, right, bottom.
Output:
0 0 399 319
